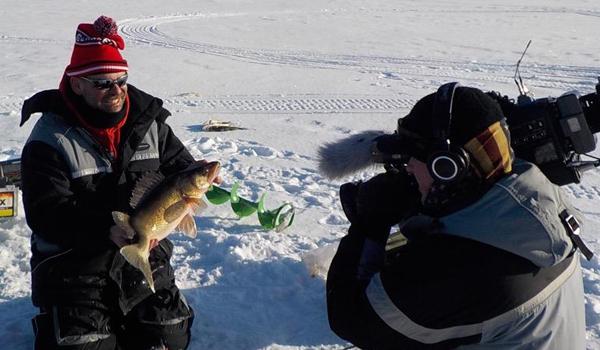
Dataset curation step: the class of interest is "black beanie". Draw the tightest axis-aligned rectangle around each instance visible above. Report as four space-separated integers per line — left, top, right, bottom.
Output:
400 86 505 147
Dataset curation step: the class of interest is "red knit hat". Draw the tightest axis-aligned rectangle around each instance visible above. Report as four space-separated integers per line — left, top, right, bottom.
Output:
65 16 128 77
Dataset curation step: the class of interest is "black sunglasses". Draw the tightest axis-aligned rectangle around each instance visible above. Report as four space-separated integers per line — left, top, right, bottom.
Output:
79 74 128 90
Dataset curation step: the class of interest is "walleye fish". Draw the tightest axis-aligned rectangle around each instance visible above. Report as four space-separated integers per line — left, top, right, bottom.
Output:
112 161 220 292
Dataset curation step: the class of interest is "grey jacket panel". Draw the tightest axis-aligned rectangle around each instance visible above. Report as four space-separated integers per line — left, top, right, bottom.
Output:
27 113 112 178
366 255 584 348
439 160 578 267
458 257 585 350
130 122 159 162
26 113 160 179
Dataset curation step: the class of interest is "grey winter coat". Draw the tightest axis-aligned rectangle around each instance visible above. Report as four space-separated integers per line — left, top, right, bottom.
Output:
327 160 587 349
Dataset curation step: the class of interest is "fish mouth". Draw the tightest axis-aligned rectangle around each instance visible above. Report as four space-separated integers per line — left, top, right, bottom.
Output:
185 161 221 197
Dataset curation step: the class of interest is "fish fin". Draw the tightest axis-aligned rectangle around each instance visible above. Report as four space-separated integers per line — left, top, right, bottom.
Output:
130 172 165 209
164 200 189 223
120 244 155 293
187 197 208 215
112 211 136 238
177 214 198 238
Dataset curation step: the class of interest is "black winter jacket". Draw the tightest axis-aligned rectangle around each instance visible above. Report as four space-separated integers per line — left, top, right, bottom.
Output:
21 85 195 308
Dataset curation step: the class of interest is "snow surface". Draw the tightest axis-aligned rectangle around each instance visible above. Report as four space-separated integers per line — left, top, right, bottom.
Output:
1 0 600 349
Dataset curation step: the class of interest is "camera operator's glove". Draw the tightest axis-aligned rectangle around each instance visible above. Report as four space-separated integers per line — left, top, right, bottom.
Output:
340 171 420 244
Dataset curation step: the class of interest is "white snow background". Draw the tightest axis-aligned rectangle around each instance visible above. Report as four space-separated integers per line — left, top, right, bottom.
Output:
1 0 600 349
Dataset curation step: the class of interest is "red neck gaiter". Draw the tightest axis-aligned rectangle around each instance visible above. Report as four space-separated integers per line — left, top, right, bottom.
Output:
59 75 129 160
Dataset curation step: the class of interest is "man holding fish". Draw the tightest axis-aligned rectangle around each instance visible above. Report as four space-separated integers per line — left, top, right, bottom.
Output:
20 16 220 350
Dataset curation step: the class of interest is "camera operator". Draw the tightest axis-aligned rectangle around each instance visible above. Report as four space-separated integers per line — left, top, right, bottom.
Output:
326 84 587 349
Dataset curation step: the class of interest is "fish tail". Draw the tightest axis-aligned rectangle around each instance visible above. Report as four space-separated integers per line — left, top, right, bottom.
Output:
120 244 155 293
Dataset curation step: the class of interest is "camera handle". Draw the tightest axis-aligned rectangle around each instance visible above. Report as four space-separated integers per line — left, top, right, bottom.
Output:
568 159 600 172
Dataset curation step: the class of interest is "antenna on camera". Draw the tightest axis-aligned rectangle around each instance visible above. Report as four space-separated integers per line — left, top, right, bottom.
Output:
514 40 534 105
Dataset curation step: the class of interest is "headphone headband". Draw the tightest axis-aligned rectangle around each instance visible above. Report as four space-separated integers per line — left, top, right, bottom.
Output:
432 82 460 143
427 82 470 183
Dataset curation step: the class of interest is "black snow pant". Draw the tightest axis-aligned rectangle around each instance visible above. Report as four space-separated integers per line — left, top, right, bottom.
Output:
31 241 194 350
32 304 193 349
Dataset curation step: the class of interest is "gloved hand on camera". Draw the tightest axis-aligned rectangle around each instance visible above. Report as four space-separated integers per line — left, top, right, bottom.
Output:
339 171 421 244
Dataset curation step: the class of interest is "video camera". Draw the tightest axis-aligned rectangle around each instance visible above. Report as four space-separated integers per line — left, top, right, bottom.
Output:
483 41 600 186
486 79 600 186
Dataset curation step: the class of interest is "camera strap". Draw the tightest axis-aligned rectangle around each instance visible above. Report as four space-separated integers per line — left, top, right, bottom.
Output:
559 210 594 261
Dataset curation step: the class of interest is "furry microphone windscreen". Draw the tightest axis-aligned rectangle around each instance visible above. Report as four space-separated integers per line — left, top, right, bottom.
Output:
317 130 386 179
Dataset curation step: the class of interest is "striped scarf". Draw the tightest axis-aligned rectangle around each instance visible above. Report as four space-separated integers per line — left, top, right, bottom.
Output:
463 120 513 183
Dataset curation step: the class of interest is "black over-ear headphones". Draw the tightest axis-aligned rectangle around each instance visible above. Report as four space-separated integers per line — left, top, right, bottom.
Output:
427 82 471 183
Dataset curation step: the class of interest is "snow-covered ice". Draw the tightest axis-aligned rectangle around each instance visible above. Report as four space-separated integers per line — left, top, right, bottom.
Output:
1 1 600 349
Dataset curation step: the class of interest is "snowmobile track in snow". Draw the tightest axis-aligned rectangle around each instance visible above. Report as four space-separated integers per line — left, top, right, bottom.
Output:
164 94 414 113
0 94 412 116
119 12 598 91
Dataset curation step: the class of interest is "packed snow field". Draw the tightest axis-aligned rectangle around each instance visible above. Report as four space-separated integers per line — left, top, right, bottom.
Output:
1 1 600 348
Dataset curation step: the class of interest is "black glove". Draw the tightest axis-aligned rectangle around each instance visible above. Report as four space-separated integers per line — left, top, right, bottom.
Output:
340 171 420 244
